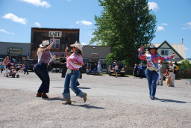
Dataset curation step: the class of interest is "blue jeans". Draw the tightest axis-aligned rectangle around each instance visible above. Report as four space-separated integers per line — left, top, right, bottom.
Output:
34 63 50 93
63 69 85 99
145 69 159 97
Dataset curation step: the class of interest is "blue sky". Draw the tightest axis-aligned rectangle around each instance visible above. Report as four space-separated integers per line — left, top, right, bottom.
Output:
0 0 191 58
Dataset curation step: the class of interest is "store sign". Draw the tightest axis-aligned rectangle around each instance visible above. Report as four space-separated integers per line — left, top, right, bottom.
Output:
7 47 23 55
49 31 62 37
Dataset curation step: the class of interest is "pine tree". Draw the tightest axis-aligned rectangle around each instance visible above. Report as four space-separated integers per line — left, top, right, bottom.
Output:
91 0 156 66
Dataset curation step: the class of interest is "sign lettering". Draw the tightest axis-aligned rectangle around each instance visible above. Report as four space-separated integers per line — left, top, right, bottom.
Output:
49 31 62 37
7 47 23 55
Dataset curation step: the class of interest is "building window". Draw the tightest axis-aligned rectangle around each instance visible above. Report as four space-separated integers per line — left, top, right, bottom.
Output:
161 50 169 56
50 39 60 49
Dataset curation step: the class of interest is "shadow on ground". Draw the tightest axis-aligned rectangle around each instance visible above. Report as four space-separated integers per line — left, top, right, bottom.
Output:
70 104 105 109
156 98 187 103
78 87 91 89
53 87 91 89
46 97 64 101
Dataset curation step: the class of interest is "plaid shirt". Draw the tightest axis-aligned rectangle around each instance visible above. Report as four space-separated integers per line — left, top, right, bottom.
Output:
66 53 84 70
139 53 173 71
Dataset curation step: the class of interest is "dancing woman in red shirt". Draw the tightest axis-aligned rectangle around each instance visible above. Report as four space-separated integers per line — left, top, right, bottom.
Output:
138 45 175 100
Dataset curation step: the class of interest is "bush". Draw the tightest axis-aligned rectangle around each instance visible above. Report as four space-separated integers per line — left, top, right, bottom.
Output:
105 53 116 65
179 60 191 71
179 60 191 78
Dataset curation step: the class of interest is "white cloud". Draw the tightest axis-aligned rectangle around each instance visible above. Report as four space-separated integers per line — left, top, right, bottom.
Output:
187 22 191 26
20 0 50 8
148 2 159 11
76 20 93 26
161 23 168 26
157 26 165 32
183 22 191 29
3 13 27 24
81 42 86 45
34 22 41 27
0 29 15 35
156 23 168 32
185 47 189 51
187 22 191 29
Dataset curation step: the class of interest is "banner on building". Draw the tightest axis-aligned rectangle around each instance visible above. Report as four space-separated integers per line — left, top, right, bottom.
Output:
7 47 23 55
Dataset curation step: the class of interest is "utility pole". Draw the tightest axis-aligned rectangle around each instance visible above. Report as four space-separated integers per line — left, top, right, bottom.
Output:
182 38 184 44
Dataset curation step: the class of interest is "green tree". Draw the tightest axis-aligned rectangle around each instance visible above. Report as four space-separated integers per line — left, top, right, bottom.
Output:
91 0 156 66
179 60 191 78
179 60 191 71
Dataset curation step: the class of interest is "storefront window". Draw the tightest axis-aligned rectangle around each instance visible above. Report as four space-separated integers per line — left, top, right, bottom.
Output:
50 39 60 49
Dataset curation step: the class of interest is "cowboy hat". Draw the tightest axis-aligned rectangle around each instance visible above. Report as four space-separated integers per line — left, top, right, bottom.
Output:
148 44 158 51
39 40 50 48
70 41 83 52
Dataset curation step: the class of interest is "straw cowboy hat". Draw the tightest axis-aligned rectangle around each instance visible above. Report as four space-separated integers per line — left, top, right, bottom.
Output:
39 40 50 48
70 41 83 52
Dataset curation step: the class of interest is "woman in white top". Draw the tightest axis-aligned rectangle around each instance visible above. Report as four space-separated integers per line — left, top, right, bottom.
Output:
34 40 55 99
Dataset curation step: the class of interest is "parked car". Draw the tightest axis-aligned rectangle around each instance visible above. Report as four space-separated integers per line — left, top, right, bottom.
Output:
136 65 146 78
23 59 37 71
108 63 126 76
86 62 100 75
0 58 3 63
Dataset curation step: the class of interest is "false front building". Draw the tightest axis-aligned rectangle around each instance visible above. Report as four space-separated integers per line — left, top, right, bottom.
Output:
31 27 80 59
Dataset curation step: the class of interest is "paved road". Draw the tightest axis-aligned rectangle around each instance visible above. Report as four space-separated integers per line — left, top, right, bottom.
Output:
0 72 191 128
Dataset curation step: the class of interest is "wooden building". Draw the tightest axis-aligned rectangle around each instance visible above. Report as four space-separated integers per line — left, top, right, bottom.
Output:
82 45 111 63
0 42 30 63
31 27 80 59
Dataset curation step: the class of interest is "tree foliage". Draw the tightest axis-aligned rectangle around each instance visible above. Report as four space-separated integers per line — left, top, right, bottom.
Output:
91 0 156 66
178 60 191 78
179 60 191 71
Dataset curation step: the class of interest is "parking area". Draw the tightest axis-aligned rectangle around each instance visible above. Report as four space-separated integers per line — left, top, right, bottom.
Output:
0 73 191 128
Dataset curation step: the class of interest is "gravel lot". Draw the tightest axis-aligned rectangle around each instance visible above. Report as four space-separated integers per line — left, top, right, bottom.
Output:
0 72 191 128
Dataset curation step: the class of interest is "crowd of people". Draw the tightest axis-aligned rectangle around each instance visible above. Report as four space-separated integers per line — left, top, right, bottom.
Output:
0 40 182 103
0 56 29 77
